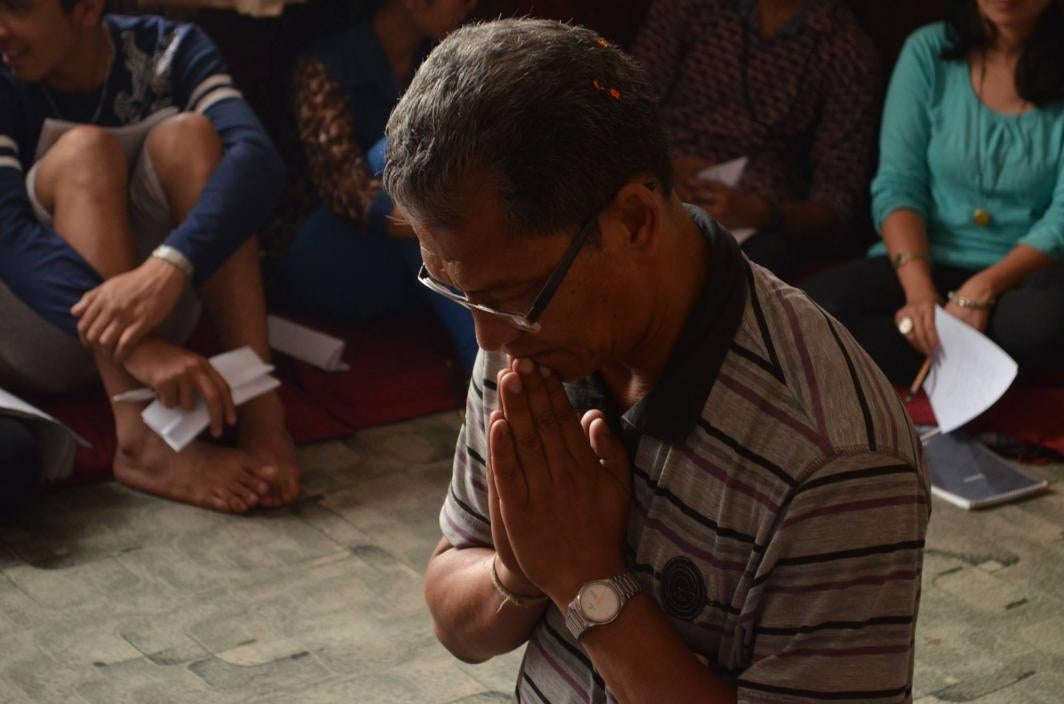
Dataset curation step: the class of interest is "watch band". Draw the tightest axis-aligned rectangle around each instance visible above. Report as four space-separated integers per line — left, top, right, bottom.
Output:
151 245 194 278
565 572 641 641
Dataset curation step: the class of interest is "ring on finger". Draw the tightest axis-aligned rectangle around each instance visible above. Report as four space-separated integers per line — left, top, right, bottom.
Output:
897 316 915 336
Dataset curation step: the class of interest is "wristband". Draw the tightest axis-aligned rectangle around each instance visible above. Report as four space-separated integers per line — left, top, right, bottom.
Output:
151 245 194 278
891 251 930 270
490 555 548 611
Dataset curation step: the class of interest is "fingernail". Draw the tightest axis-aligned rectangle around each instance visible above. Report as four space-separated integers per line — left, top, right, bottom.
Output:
515 358 535 375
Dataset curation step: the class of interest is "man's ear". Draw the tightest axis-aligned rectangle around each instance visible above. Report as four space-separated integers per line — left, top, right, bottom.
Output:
611 177 662 254
71 0 106 29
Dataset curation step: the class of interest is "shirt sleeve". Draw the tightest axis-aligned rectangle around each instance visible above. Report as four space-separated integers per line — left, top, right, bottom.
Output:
870 27 940 232
807 32 881 226
1017 139 1064 261
291 56 389 236
439 350 507 550
0 84 102 337
736 451 930 704
630 0 694 104
165 23 286 285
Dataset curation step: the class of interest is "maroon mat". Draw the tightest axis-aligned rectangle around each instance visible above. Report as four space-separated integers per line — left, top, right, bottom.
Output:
899 379 1064 456
30 310 463 483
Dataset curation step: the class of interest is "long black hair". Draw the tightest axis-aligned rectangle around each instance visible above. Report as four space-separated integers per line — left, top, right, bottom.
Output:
942 0 1064 106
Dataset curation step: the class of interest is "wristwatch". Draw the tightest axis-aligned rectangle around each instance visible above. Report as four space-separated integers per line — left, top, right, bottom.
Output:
565 573 641 640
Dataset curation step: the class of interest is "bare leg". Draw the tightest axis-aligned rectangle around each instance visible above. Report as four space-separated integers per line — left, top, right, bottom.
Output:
33 126 271 513
144 114 300 506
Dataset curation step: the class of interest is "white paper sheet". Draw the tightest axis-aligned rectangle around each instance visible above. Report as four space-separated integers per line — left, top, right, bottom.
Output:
141 347 280 452
696 156 755 243
267 315 349 371
34 107 179 162
923 306 1018 435
0 388 91 481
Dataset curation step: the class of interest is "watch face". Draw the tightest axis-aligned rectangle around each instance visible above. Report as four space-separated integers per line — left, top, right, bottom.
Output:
579 582 621 623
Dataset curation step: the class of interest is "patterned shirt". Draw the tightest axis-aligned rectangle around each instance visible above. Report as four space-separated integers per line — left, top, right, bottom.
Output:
440 207 930 703
0 15 284 335
632 0 880 225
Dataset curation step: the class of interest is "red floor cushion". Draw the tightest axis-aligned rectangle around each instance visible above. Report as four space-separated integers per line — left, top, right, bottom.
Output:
29 310 464 483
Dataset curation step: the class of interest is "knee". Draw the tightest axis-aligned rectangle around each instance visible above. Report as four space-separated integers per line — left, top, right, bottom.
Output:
145 113 222 185
43 126 127 196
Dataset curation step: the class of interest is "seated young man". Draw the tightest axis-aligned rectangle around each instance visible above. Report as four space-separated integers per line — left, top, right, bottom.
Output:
0 0 299 512
387 19 930 702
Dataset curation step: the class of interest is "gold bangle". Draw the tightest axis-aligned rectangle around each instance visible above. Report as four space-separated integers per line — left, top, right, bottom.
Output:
947 290 995 309
890 251 930 270
490 555 548 610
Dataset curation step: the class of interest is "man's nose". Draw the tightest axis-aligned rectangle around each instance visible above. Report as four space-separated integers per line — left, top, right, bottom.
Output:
472 311 521 352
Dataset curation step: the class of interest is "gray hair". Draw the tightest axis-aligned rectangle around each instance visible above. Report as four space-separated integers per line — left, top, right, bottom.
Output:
384 18 673 237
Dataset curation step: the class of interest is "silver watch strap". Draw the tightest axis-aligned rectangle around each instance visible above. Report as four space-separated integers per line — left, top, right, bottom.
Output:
565 572 641 641
151 245 194 278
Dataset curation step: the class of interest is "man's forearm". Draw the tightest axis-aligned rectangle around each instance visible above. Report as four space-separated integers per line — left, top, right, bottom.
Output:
425 545 546 663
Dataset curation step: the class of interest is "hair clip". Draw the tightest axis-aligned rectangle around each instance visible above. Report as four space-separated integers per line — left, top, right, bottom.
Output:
592 79 622 101
596 37 610 48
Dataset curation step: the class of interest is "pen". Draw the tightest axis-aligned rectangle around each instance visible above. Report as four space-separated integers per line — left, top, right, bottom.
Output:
904 357 932 403
112 388 158 403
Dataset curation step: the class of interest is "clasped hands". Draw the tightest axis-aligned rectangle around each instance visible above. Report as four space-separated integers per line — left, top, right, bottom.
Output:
487 357 631 611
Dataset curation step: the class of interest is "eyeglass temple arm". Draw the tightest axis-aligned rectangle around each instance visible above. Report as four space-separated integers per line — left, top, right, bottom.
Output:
525 216 599 324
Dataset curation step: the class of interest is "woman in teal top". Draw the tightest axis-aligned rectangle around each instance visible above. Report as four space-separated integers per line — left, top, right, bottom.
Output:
805 0 1064 383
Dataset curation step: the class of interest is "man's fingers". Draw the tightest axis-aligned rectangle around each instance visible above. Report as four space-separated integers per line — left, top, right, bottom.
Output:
540 366 592 459
195 372 224 437
513 360 571 470
488 416 528 507
71 291 92 318
97 319 122 350
157 381 178 408
497 369 550 480
114 324 146 363
178 378 196 412
585 412 629 486
206 365 237 425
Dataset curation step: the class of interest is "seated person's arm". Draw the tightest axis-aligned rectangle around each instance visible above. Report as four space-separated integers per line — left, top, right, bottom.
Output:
945 159 1064 332
70 24 287 360
0 124 102 337
291 57 404 237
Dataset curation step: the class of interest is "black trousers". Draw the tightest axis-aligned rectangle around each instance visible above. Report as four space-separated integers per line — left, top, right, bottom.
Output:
0 416 41 511
802 257 1064 384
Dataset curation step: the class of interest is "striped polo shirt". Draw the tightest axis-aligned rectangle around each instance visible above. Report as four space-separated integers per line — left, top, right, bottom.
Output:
439 208 930 703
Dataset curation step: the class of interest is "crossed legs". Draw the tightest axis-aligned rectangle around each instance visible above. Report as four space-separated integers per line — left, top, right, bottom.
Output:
33 115 300 512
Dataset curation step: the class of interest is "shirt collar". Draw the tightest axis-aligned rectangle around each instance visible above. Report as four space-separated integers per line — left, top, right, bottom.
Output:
565 206 750 447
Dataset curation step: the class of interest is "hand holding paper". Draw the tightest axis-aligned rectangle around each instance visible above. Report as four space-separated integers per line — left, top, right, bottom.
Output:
696 156 755 243
922 306 1018 435
141 347 280 452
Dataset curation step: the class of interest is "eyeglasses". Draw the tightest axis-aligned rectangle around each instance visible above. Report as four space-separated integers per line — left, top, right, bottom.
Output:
417 206 603 334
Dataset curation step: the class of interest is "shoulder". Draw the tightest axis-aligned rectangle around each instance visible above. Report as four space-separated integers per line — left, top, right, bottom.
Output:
901 22 952 65
721 265 922 471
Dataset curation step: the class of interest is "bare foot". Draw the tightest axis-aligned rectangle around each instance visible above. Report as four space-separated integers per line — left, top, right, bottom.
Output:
238 391 301 508
114 427 272 513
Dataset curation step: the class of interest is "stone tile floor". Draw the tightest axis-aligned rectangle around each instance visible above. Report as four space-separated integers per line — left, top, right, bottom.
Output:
1 410 1061 703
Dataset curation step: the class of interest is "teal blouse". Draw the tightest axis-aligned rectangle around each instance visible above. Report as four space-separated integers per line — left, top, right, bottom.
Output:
870 23 1064 268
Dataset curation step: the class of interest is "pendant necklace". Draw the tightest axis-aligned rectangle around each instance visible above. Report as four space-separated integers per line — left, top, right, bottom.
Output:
973 51 992 228
39 29 115 126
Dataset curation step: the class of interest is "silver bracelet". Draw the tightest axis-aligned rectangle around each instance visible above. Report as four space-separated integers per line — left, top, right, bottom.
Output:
947 290 995 309
151 245 194 278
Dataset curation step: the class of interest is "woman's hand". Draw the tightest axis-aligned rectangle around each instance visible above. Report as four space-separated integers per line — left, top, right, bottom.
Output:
894 293 941 356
